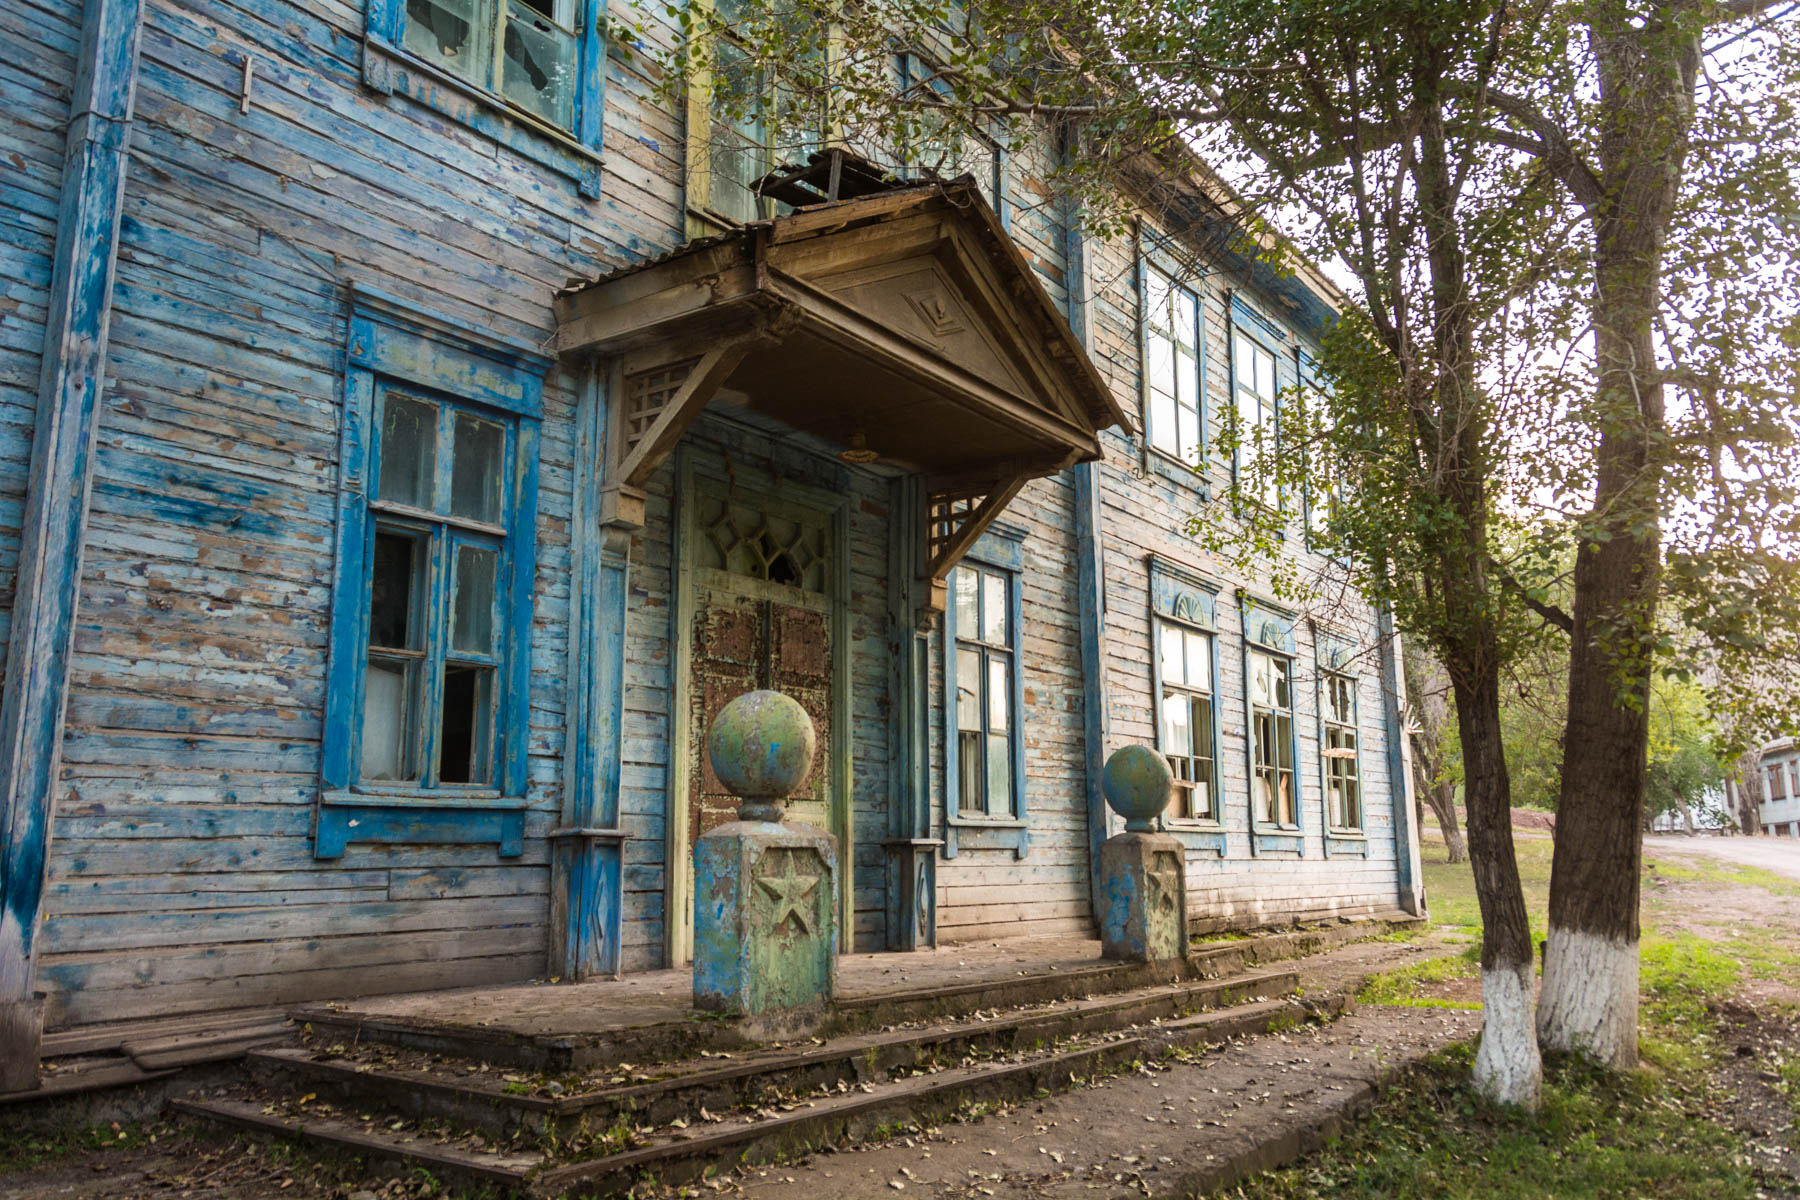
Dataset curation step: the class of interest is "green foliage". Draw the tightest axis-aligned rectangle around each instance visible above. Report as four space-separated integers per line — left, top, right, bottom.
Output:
1230 1041 1764 1199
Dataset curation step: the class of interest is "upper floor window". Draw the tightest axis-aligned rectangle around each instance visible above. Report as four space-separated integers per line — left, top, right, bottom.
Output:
1157 618 1218 822
1234 331 1280 510
950 563 1018 819
1146 268 1202 463
896 54 1002 210
1249 646 1296 826
1771 764 1789 800
1788 759 1799 796
1323 671 1362 830
689 0 826 228
402 0 581 128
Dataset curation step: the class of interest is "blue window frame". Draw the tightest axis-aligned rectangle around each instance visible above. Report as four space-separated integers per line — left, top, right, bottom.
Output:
941 528 1029 860
1156 617 1218 822
1143 265 1203 464
1148 558 1226 853
319 288 546 858
363 0 607 196
896 53 1004 217
1248 646 1297 826
1322 669 1363 832
949 563 1018 819
1239 592 1304 854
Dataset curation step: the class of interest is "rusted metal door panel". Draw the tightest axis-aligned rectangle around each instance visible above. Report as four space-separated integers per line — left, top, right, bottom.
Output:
690 597 763 848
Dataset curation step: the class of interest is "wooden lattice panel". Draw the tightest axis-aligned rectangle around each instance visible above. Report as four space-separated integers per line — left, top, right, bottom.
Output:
621 358 700 457
926 488 986 566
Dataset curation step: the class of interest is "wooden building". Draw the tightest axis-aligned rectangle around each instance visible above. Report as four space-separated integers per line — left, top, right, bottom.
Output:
0 0 1423 1076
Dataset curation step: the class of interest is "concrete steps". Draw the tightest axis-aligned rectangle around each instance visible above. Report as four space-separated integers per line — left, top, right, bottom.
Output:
171 990 1334 1197
238 969 1298 1141
164 918 1420 1196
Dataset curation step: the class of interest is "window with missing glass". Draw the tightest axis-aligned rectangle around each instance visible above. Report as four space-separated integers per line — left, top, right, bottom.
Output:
357 386 518 790
399 0 583 129
1249 646 1297 827
1145 267 1203 464
1322 671 1362 831
896 53 1002 209
1234 331 1280 511
1157 618 1218 822
949 563 1018 819
689 0 827 227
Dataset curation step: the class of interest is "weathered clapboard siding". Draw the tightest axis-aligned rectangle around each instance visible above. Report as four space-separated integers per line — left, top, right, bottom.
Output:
29 0 699 1024
0 0 83 694
3 0 1415 1038
1076 217 1406 923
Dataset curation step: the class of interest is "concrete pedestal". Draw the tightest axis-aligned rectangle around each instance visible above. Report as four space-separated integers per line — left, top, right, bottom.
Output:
1098 831 1187 962
693 818 838 1031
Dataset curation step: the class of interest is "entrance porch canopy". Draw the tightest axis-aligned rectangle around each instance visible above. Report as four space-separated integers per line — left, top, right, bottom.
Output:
552 173 1129 605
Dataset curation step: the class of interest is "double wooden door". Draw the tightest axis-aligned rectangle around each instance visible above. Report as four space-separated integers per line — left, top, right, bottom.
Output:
671 463 847 962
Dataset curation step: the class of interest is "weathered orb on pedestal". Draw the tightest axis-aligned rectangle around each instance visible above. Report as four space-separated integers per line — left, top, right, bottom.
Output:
708 689 817 822
1102 744 1173 832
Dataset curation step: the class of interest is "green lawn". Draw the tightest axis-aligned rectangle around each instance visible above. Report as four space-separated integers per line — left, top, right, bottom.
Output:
1242 829 1790 1199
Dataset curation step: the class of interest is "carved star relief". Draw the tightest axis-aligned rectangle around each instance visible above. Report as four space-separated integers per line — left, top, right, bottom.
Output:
1146 855 1182 917
758 856 821 934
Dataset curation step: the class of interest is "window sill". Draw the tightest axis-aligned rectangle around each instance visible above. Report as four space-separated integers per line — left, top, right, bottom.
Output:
321 789 529 810
1250 826 1305 857
361 36 602 198
946 812 1028 830
1144 447 1212 498
1325 831 1370 857
315 791 528 859
1164 823 1227 856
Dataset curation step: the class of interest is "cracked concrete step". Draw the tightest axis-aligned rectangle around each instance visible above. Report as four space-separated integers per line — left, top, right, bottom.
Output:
530 996 1336 1199
247 969 1300 1140
282 916 1420 1075
165 1094 543 1192
171 995 1326 1199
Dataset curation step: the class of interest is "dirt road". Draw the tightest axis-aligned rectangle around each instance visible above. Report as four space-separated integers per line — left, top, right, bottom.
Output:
1644 832 1800 882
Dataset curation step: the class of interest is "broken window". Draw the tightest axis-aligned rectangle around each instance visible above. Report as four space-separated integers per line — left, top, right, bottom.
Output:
1250 647 1296 827
401 0 579 129
950 563 1017 819
691 0 829 227
1156 618 1218 823
358 385 514 791
1323 671 1362 831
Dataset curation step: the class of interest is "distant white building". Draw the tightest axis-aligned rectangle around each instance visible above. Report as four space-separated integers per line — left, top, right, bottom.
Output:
1731 737 1800 837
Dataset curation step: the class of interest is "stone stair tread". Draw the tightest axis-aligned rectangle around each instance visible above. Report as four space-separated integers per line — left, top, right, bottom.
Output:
167 1094 543 1184
531 1037 1139 1192
257 968 1300 1113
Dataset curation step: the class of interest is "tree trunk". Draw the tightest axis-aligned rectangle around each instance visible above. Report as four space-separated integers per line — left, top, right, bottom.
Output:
1456 668 1542 1107
1405 643 1467 862
1539 6 1699 1070
1408 86 1541 1109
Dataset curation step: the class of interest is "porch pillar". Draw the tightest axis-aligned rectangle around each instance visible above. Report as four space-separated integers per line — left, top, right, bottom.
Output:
0 0 143 1092
550 361 630 979
884 475 941 949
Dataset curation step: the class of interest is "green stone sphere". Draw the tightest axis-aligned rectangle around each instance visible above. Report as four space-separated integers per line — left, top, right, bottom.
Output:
1102 745 1173 831
708 690 817 803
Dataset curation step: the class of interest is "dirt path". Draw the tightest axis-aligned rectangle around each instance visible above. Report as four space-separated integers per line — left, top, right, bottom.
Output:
1645 833 1800 882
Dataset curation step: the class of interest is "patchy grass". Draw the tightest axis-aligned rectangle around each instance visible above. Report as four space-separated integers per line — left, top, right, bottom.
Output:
0 1120 154 1176
1357 946 1481 1010
1642 853 1800 898
1291 835 1791 1199
1232 1041 1767 1200
1421 836 1553 939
